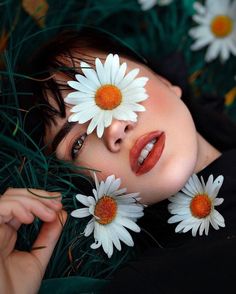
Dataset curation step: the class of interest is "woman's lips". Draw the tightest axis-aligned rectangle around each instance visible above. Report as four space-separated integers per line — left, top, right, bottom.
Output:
130 131 165 176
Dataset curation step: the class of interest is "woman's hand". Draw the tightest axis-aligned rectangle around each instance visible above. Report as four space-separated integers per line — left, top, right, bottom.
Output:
0 188 67 294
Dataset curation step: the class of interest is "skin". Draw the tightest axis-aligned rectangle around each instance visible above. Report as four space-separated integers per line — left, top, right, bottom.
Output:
0 51 221 294
45 53 221 204
0 188 67 294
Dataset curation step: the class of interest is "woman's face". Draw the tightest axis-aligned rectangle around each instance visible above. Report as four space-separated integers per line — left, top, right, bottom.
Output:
45 53 198 204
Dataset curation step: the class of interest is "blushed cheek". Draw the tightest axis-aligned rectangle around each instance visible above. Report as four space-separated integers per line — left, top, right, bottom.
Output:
144 88 175 118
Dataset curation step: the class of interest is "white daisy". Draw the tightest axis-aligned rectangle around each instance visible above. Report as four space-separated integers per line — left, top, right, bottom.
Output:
138 0 173 11
168 174 225 237
65 53 149 138
189 0 236 62
71 173 144 258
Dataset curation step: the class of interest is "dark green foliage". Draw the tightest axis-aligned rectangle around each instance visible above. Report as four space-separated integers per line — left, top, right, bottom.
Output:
1 0 236 285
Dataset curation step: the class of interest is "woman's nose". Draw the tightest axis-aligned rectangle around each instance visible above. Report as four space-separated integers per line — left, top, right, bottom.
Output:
103 120 135 152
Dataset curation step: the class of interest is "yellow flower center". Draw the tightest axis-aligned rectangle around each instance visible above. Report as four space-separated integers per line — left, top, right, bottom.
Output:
94 196 117 225
190 194 212 218
211 15 233 38
95 85 122 110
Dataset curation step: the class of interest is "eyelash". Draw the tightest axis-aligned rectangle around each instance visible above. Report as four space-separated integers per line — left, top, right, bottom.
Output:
71 133 87 160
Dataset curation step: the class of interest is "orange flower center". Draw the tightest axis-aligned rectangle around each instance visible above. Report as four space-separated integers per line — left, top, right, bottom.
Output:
94 196 117 225
211 15 233 38
190 194 212 218
95 85 122 110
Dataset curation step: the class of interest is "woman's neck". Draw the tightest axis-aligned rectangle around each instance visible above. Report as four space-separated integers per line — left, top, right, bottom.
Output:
194 133 221 173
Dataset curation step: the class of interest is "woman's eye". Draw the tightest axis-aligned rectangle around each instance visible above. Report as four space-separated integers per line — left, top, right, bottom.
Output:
71 133 87 159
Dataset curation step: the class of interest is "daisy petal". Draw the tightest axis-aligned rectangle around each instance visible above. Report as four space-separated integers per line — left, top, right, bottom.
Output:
115 216 141 232
95 57 106 84
75 74 97 91
80 61 101 87
168 173 225 237
84 219 95 237
114 62 127 84
118 68 140 89
112 223 134 247
75 194 91 206
190 0 235 62
91 240 102 249
72 173 144 257
71 208 90 218
66 52 149 137
107 224 122 251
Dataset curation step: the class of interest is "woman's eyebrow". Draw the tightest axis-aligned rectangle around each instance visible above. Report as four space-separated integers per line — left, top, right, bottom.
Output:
51 121 77 152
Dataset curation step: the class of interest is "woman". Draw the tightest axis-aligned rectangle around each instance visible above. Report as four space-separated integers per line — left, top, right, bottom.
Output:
19 29 221 202
1 28 236 293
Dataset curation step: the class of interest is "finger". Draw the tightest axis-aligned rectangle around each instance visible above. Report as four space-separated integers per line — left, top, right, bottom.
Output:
2 194 62 212
0 201 34 225
0 199 58 225
8 218 21 230
4 188 61 198
3 188 62 209
0 223 17 256
31 210 67 274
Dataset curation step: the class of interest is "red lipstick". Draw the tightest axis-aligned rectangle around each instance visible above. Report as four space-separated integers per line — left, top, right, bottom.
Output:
130 131 165 176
